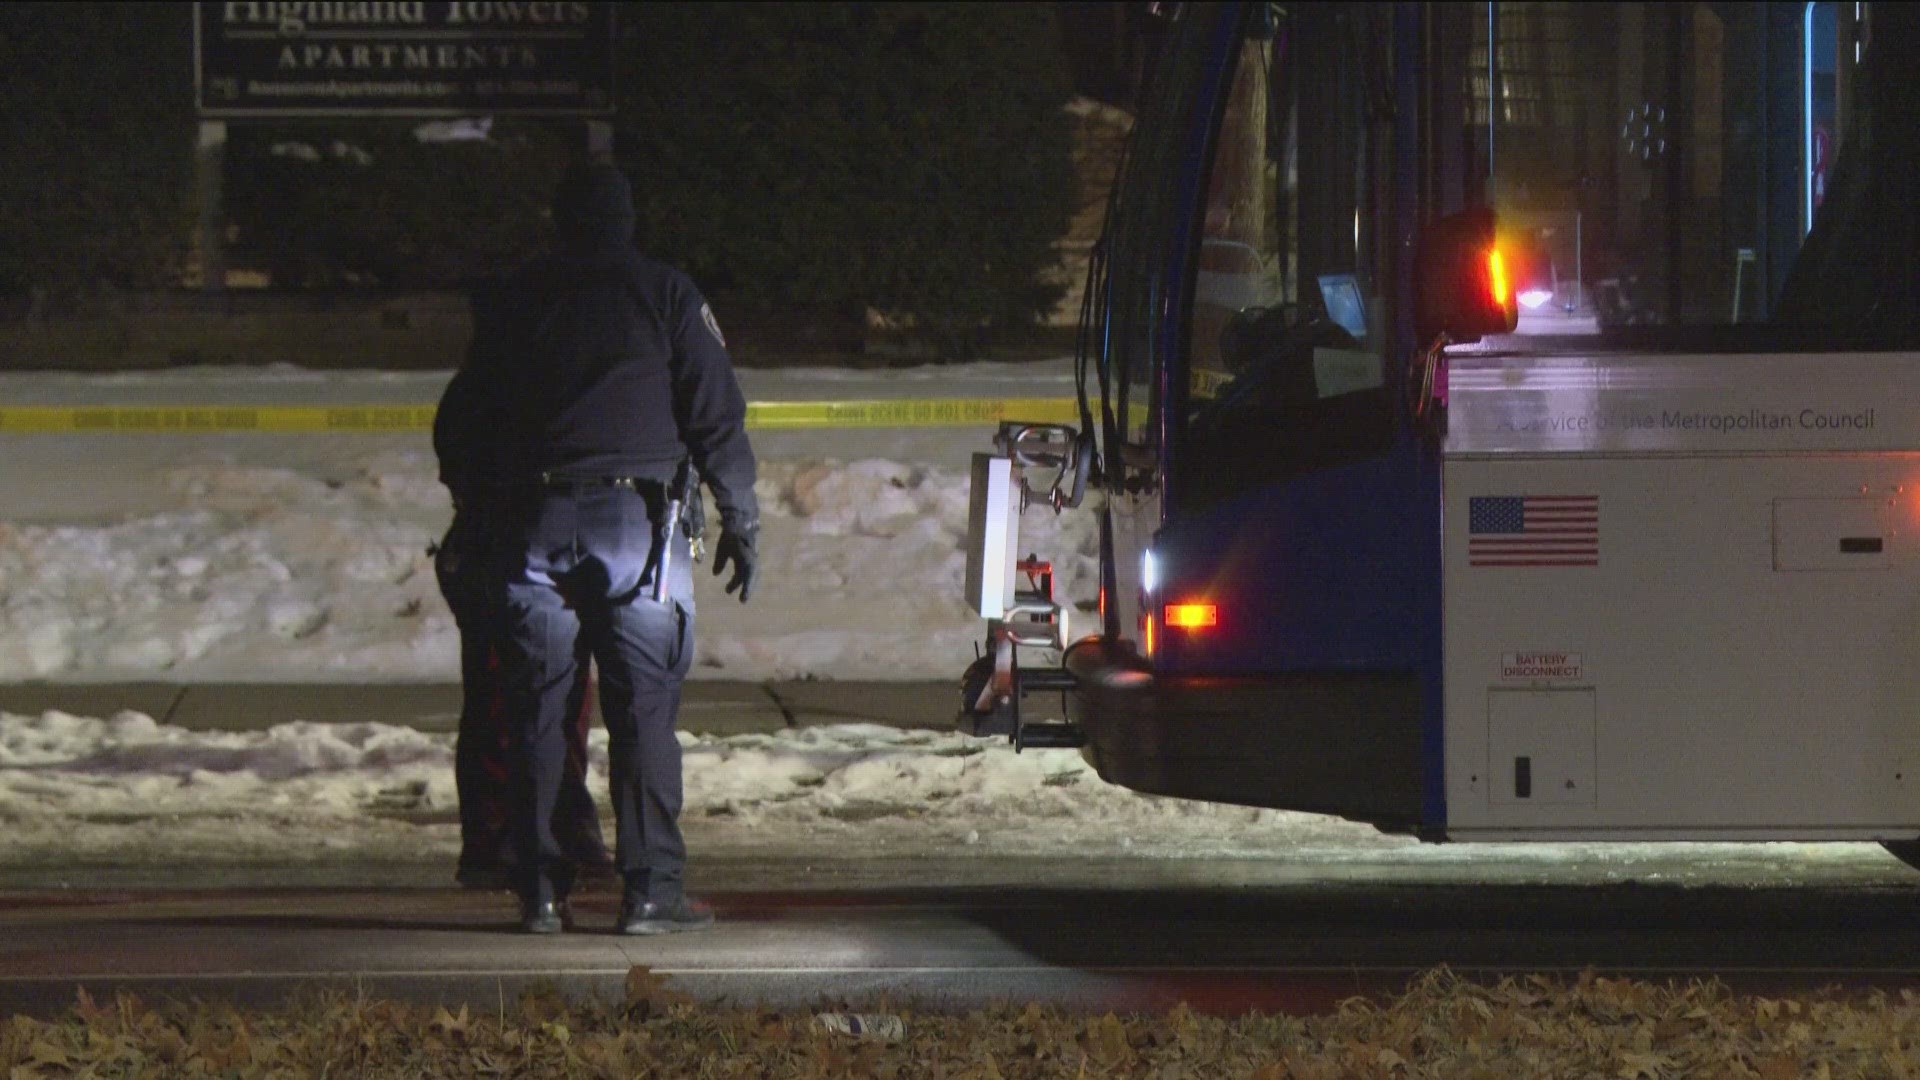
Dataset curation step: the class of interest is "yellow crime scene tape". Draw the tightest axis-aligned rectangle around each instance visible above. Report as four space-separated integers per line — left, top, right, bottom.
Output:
0 398 1081 434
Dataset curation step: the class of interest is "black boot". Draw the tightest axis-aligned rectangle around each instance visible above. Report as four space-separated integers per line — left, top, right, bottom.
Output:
617 894 715 936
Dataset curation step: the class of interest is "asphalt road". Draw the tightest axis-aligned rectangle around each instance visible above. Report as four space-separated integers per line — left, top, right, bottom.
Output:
6 859 1920 1016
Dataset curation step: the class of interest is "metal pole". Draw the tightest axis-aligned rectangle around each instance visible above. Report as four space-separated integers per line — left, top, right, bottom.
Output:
1574 209 1583 313
1487 1 1498 201
195 120 227 293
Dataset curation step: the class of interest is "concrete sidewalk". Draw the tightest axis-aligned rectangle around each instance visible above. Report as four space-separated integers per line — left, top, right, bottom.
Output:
0 680 957 737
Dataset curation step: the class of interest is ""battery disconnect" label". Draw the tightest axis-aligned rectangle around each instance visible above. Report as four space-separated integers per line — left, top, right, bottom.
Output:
1499 651 1584 681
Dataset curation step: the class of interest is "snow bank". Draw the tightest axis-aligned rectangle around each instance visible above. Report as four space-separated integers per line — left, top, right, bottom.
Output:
0 360 1097 683
0 449 1095 683
2 709 1899 884
0 710 1383 865
0 451 457 680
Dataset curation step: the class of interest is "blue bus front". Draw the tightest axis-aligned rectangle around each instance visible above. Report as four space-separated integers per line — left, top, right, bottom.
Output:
1049 0 1916 837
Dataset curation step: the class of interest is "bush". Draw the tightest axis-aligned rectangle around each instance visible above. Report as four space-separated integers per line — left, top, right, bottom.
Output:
220 120 570 290
0 3 195 297
615 3 1077 359
0 4 1077 360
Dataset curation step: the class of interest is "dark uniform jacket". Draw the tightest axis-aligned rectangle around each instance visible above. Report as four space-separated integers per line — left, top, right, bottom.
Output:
434 167 758 531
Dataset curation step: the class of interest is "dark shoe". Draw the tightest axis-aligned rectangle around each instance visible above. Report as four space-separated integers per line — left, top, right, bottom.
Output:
457 862 512 891
519 898 572 935
617 894 716 936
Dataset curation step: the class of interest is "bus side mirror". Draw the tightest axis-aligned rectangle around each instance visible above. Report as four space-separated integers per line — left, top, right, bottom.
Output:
1414 208 1518 344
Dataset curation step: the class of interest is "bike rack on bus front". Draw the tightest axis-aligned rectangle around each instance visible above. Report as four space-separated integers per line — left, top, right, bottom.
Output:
959 422 1087 751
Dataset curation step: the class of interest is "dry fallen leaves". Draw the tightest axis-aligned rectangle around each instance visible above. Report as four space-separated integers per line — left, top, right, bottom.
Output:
4 967 1920 1078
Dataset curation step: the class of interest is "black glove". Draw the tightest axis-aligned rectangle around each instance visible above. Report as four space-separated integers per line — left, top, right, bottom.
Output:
712 526 757 603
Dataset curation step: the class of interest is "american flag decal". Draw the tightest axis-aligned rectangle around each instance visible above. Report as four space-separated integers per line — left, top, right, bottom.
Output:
1468 495 1599 567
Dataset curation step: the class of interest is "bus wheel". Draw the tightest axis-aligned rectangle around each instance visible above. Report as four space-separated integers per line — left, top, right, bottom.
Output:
1882 841 1920 872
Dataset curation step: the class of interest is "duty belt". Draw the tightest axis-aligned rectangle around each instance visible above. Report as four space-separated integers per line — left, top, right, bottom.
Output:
534 472 659 490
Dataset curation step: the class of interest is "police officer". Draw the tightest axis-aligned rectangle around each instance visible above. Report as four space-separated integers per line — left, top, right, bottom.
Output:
436 161 758 934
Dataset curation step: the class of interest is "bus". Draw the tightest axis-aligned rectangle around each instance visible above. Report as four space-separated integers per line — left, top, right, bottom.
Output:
963 0 1920 859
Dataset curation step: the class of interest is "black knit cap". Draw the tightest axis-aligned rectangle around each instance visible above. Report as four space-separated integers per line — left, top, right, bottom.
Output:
552 161 635 245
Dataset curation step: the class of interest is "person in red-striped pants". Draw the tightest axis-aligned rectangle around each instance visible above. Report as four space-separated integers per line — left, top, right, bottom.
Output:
436 508 612 889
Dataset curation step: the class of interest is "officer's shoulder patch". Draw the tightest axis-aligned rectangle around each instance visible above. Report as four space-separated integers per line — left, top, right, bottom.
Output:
699 302 726 347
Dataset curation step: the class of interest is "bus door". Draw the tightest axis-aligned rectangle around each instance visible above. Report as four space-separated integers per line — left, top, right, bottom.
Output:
1098 3 1242 653
1122 3 1440 681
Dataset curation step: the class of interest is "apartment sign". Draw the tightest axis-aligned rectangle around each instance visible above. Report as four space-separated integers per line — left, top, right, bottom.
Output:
194 2 616 117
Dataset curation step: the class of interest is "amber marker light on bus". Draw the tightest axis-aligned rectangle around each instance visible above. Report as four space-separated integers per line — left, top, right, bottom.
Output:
1487 247 1512 312
1164 603 1218 630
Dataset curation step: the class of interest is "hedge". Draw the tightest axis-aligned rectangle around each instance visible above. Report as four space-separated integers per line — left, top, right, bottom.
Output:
0 3 1077 361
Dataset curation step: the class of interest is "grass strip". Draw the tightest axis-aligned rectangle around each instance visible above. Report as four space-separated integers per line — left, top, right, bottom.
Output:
5 966 1918 1078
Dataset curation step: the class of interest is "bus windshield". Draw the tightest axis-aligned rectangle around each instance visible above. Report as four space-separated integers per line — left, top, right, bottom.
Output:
1485 2 1920 349
1103 4 1920 512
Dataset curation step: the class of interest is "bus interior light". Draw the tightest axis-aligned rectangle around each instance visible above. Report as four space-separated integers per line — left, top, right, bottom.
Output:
1164 603 1218 629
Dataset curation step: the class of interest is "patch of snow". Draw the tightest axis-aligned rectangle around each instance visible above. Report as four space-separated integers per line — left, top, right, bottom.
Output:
0 363 1095 683
0 450 1088 682
0 710 1907 886
0 710 1353 864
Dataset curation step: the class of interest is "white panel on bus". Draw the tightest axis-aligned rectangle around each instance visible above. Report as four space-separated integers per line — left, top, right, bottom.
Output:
964 454 1019 619
1442 351 1920 841
1487 688 1596 807
1446 353 1920 456
1772 497 1895 571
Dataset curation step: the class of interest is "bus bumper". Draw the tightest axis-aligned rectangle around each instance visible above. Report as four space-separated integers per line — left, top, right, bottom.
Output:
1063 637 1428 834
